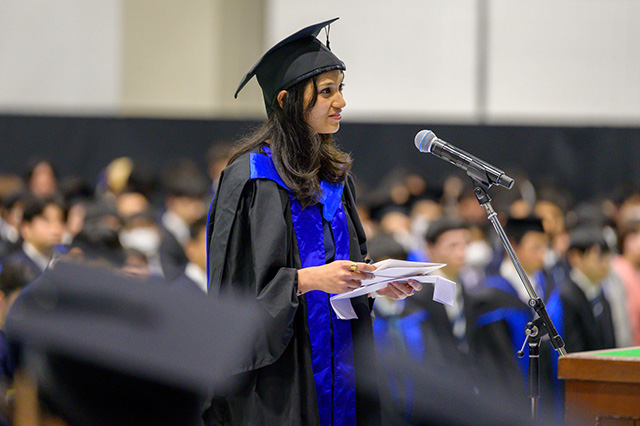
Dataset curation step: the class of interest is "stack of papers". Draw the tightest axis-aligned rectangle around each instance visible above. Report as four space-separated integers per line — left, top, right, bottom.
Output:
329 259 457 320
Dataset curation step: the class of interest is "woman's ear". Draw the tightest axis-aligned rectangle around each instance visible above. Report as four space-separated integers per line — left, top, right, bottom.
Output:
277 90 287 108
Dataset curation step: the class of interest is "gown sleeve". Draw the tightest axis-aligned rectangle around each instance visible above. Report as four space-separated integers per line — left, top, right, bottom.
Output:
207 155 299 373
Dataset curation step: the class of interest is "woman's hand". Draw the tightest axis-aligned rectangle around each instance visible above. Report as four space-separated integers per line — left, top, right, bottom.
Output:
297 260 376 295
375 279 422 300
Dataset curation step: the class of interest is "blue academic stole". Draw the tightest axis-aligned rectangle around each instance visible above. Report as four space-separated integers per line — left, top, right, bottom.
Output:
250 147 357 426
477 272 564 406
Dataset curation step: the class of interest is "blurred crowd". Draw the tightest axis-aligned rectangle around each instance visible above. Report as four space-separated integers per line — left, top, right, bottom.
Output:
357 169 640 422
1 144 640 423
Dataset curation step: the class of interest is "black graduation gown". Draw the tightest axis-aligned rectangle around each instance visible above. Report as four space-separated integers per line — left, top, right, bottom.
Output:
204 150 381 426
401 280 478 367
470 272 563 414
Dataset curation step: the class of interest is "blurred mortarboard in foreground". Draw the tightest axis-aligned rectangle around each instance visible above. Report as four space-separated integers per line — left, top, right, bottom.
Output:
234 17 346 114
6 261 265 426
360 345 547 426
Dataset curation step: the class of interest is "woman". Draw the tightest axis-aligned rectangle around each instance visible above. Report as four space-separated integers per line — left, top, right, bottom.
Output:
205 18 421 426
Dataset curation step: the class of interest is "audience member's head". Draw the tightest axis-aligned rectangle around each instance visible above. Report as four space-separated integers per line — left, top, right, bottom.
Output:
116 190 150 221
20 194 66 257
426 218 470 279
617 219 640 267
504 216 548 275
70 202 125 268
535 188 570 238
366 232 407 263
162 159 209 226
119 211 161 258
24 159 58 198
206 141 234 186
457 187 488 226
567 226 612 284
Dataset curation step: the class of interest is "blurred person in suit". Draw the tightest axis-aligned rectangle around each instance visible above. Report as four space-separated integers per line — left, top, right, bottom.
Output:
5 194 66 279
172 216 208 295
561 226 616 353
159 159 209 281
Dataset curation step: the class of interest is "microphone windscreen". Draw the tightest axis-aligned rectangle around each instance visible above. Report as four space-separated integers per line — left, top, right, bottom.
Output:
414 130 436 153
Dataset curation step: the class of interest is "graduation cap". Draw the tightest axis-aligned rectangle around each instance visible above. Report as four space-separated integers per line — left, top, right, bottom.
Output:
235 17 346 113
6 261 266 426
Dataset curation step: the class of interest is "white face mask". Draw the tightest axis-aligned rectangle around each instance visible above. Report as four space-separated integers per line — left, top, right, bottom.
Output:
465 240 493 269
119 228 160 256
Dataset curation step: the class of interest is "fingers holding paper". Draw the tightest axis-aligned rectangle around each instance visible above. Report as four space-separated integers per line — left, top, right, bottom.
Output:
376 279 423 300
297 260 376 295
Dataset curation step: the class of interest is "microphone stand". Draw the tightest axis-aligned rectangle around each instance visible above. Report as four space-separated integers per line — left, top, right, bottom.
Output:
470 176 567 420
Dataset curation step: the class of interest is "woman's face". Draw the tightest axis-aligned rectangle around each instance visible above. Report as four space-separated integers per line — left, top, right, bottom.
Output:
304 70 346 134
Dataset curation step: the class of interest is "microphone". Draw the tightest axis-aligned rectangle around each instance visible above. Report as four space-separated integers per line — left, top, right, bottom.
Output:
414 130 514 189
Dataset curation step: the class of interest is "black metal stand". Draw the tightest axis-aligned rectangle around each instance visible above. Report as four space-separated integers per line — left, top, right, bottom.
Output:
470 177 567 420
517 318 547 419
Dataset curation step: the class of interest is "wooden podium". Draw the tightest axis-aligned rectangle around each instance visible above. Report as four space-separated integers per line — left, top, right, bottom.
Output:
559 347 640 425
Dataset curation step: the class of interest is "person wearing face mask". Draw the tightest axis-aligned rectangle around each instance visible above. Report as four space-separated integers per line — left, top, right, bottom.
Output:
119 211 163 277
205 18 421 426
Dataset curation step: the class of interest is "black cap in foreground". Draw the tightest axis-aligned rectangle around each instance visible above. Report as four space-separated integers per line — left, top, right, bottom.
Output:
235 17 346 113
6 261 266 426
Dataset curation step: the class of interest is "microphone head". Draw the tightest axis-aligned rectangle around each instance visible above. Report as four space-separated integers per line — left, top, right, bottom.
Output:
414 130 437 153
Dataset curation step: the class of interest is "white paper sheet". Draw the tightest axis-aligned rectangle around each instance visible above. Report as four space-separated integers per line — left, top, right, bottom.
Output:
328 259 457 320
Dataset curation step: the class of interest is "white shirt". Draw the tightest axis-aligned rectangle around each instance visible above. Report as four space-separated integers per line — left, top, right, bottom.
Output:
184 262 208 294
499 260 541 304
22 241 51 272
569 268 600 302
162 211 190 245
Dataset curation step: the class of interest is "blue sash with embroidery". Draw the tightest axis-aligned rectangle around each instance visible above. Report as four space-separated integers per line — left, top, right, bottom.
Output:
250 147 357 426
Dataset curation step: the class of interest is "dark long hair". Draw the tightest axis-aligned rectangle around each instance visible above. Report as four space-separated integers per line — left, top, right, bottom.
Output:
229 73 352 209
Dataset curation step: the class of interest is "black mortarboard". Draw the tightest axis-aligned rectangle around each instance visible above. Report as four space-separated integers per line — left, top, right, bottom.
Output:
234 17 346 113
6 261 265 426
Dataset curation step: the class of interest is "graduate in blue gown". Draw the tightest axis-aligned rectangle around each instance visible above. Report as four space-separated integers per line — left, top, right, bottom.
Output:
472 216 564 415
